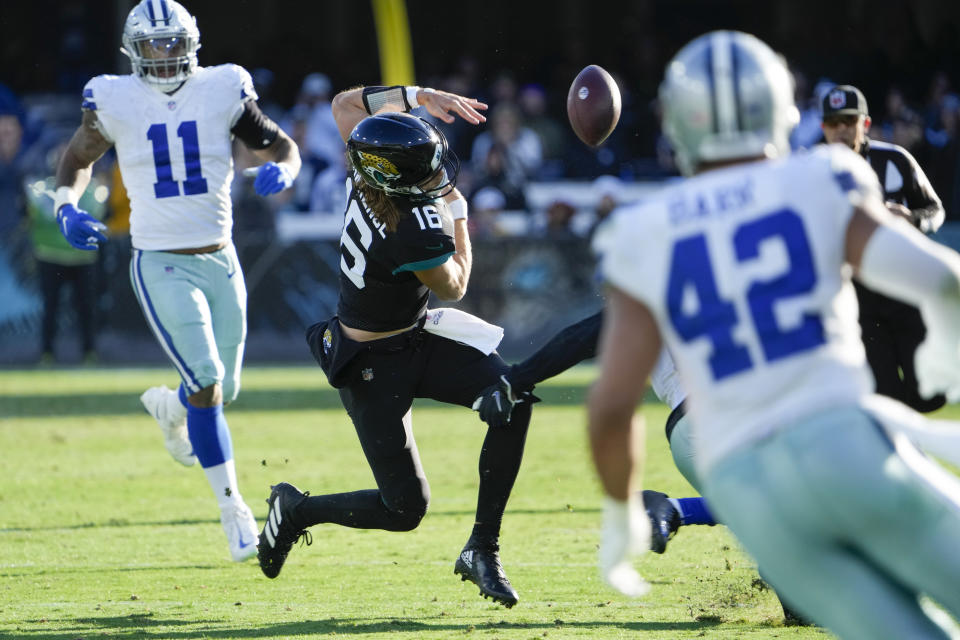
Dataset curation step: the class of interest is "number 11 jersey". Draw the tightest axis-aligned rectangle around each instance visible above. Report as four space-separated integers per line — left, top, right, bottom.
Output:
82 65 256 250
600 144 883 474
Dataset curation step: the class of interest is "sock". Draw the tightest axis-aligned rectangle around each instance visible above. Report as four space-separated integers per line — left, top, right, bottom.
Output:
177 383 189 409
186 403 239 506
470 402 531 546
671 497 716 526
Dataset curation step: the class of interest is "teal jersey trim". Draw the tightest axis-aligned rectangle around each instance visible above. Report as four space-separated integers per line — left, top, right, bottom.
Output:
392 251 454 275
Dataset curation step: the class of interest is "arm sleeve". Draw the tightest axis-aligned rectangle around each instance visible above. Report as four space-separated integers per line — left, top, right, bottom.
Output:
230 100 280 150
508 312 603 391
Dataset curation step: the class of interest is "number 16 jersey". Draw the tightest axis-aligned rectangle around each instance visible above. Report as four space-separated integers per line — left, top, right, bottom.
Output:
601 144 883 474
336 172 457 332
82 65 255 250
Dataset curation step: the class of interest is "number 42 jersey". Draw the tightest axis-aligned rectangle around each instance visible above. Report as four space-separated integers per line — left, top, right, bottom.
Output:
82 65 255 251
601 145 883 474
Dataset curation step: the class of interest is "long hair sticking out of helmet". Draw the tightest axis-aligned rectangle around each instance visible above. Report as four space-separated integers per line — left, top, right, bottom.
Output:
347 113 459 231
121 0 201 91
659 31 799 176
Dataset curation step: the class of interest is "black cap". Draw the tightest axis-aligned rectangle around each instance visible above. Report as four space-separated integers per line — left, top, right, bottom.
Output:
822 85 868 118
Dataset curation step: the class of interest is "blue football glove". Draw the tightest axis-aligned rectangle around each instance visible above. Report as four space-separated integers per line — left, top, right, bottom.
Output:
57 204 107 251
249 162 294 196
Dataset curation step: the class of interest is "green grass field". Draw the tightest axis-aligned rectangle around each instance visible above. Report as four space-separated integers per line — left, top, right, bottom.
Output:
0 365 858 639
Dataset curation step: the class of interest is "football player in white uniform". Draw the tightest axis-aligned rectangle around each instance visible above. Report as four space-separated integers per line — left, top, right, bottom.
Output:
589 30 960 638
54 0 301 563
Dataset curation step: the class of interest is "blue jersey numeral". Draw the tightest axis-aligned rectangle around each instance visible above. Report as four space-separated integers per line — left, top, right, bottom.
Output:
146 121 209 199
666 208 824 380
667 235 752 380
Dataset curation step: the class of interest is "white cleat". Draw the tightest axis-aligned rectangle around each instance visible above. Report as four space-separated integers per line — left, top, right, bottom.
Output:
222 500 259 562
140 386 196 467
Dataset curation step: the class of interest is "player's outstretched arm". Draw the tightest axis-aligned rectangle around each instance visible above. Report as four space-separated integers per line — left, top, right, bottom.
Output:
332 85 487 143
587 287 659 596
54 110 111 250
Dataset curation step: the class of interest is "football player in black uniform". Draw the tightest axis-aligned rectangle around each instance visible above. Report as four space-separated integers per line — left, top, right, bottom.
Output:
821 85 947 412
256 84 530 608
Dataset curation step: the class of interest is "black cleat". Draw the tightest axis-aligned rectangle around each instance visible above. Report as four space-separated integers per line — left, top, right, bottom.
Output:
454 542 519 608
642 489 682 554
258 482 312 579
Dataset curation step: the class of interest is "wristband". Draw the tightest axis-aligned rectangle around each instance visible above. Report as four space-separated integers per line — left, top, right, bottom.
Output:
405 86 421 108
54 186 78 218
449 198 468 221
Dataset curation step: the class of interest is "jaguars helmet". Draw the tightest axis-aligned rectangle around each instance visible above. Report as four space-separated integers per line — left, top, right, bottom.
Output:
659 30 799 176
347 113 459 203
121 0 201 90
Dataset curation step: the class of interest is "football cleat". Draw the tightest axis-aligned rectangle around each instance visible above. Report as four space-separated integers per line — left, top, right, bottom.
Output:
454 541 519 608
258 482 312 579
642 489 682 554
140 385 196 466
221 500 259 562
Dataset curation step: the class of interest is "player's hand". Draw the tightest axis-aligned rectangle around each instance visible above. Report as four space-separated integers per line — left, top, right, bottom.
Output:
915 298 960 402
416 88 488 126
598 494 651 597
245 162 294 196
57 204 107 251
472 375 519 428
915 333 960 402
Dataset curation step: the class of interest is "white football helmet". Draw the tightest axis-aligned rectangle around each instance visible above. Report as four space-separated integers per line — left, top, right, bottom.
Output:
659 31 799 176
121 0 200 90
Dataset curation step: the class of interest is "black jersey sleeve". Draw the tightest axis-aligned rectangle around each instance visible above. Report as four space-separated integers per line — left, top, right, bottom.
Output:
230 100 280 150
387 201 456 275
900 149 945 234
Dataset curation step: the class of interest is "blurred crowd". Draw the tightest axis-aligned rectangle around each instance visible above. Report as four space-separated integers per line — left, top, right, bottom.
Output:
3 63 960 361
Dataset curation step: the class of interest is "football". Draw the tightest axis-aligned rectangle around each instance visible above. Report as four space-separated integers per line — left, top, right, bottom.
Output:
566 65 622 147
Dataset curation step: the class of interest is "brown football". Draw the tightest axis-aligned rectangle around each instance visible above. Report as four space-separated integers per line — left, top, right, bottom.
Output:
566 65 622 147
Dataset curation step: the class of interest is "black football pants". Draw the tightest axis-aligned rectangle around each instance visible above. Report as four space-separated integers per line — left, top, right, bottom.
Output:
297 326 532 542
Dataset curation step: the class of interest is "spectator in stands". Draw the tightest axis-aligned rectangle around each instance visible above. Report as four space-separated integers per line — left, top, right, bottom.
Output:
282 73 342 213
26 141 106 363
518 83 565 178
919 93 960 220
0 112 26 240
591 175 623 227
470 142 529 212
471 102 543 187
470 186 507 238
542 199 577 241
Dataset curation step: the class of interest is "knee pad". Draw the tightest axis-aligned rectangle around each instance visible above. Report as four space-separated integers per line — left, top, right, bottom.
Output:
381 477 430 531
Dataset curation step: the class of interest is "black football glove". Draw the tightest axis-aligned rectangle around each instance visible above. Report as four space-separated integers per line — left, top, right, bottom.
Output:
472 375 539 428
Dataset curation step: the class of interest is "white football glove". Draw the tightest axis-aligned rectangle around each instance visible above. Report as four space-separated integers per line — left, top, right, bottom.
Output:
915 301 960 402
598 494 651 597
